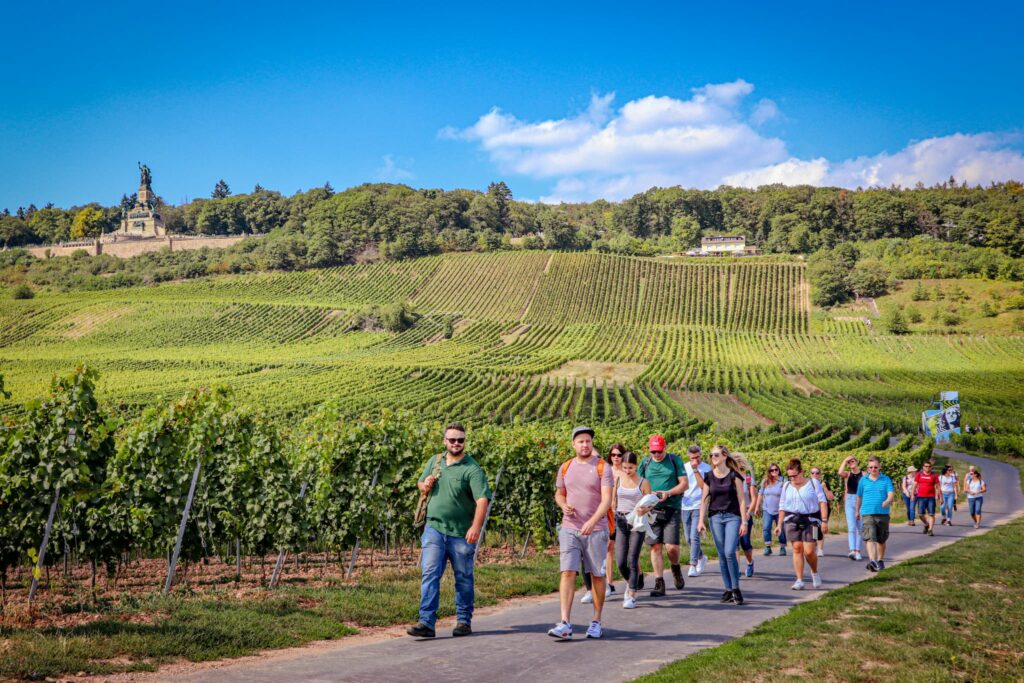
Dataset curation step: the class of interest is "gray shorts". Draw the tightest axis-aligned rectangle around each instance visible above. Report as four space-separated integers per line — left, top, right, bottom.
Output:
559 527 609 576
783 519 820 543
645 507 681 546
862 514 890 543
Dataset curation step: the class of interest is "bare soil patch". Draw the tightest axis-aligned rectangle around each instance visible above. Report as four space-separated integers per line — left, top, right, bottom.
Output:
500 324 530 345
543 360 647 386
784 373 824 396
667 391 774 430
61 305 132 339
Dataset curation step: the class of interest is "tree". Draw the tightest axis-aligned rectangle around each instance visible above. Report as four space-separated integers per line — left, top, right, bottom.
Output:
911 281 929 301
486 181 513 232
212 179 231 199
808 250 851 306
669 215 702 250
0 215 30 248
884 307 910 334
70 207 106 239
847 259 889 298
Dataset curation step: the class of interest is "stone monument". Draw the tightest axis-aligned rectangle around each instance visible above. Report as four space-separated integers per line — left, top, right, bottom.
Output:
119 162 165 237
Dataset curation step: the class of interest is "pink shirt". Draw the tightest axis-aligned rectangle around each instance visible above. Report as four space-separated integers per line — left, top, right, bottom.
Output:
555 457 614 532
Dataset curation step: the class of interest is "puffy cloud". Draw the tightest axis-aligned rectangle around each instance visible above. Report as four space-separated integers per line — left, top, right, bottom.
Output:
445 82 1024 201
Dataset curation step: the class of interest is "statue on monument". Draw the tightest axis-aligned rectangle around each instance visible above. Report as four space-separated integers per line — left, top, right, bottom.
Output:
138 162 152 189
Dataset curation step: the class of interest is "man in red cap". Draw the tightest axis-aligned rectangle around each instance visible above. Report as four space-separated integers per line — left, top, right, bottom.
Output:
638 434 689 597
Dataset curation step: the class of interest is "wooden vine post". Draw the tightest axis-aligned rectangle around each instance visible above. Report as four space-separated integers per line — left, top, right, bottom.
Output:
346 466 380 579
28 428 75 606
164 456 203 594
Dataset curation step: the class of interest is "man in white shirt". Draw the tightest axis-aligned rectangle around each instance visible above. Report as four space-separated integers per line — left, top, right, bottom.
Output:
681 445 711 577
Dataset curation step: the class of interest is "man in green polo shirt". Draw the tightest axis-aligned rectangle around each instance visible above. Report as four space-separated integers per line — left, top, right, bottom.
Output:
407 422 492 639
639 434 689 597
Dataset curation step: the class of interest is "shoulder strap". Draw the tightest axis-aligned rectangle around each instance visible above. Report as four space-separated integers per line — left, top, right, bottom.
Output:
596 460 605 477
561 459 572 479
638 456 651 476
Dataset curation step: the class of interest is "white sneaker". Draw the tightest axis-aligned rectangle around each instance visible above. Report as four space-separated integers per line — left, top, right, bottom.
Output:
697 555 707 575
816 548 824 557
687 565 697 577
586 620 603 638
605 584 612 597
811 573 822 589
580 590 593 604
623 595 637 609
853 551 863 561
547 621 572 639
791 579 805 590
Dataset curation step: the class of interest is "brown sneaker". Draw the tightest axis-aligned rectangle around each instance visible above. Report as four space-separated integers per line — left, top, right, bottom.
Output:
671 564 685 590
650 577 666 597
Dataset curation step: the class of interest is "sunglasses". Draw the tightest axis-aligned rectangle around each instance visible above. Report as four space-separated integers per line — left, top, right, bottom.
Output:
810 470 821 475
610 452 623 457
867 466 880 470
769 468 780 472
446 437 465 444
650 450 664 455
711 452 723 458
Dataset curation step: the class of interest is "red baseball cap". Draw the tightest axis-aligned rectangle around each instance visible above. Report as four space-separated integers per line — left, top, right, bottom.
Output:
648 435 666 451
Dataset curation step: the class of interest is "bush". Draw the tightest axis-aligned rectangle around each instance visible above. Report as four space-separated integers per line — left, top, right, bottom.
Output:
11 283 34 299
905 305 924 323
943 312 962 327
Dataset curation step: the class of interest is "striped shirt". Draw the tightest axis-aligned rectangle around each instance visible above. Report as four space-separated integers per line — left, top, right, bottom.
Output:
856 473 895 516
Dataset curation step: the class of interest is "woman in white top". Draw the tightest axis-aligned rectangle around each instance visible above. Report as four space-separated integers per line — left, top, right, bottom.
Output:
809 466 835 557
779 458 829 590
964 466 987 529
939 465 959 526
753 462 787 557
610 451 653 609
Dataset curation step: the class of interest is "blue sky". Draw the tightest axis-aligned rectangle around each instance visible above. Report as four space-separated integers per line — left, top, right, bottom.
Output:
1 1 1022 208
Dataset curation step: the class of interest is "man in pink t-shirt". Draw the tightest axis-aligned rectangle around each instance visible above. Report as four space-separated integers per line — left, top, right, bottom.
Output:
547 426 613 640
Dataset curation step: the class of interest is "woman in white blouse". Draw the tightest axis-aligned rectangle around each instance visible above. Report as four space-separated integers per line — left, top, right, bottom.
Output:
779 458 829 590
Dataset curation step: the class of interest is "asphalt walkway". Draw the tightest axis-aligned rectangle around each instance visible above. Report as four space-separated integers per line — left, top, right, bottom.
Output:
161 450 1022 683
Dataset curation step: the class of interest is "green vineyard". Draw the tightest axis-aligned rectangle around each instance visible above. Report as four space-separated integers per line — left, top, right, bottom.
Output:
3 251 1022 433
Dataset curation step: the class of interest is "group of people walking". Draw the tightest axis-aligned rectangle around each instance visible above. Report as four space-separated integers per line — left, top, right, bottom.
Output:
407 423 988 640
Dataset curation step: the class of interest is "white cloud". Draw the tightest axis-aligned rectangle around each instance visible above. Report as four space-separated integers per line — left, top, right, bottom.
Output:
750 98 781 126
444 82 1024 201
375 154 414 182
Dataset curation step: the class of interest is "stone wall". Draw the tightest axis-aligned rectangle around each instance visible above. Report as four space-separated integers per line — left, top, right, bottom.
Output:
26 234 257 259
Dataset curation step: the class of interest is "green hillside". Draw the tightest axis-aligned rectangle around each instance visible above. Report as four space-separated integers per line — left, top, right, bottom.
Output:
3 251 1023 432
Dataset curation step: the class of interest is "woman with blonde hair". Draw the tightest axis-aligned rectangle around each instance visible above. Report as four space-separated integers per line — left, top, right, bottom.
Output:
733 452 758 577
698 445 749 605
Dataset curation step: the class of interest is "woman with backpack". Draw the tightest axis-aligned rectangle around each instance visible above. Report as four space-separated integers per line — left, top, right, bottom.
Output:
734 453 758 578
753 462 787 557
964 466 987 528
901 466 918 526
809 466 835 557
779 458 828 590
939 464 959 526
611 451 653 609
698 445 749 605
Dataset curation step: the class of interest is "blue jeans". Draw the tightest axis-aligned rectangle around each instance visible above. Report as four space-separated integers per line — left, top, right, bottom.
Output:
845 495 862 552
419 525 476 628
942 492 956 520
902 494 916 521
968 497 983 517
762 512 787 546
709 512 741 590
682 508 703 565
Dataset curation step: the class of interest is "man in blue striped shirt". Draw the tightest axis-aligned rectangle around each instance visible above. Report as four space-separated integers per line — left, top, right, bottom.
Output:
854 456 895 572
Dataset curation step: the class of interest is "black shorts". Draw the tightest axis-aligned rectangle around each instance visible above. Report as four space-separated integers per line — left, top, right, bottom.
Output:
645 507 681 546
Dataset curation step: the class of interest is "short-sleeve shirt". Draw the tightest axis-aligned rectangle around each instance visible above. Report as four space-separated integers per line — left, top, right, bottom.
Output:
681 461 712 510
759 479 785 516
966 477 985 499
640 454 686 509
939 474 957 494
915 472 940 498
856 473 895 516
419 454 492 537
781 479 827 515
556 457 614 532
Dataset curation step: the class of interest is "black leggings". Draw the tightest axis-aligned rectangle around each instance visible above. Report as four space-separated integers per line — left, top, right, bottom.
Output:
615 514 645 590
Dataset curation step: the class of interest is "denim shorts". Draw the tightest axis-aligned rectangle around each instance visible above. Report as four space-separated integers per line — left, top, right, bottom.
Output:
917 497 936 516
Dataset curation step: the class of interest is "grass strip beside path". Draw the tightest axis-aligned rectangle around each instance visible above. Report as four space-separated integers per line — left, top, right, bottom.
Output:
0 556 561 679
637 453 1024 683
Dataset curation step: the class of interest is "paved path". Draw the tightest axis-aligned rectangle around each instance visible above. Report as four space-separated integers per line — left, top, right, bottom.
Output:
161 451 1022 683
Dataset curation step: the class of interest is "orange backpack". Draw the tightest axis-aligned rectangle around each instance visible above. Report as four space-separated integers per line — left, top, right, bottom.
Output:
560 458 616 531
